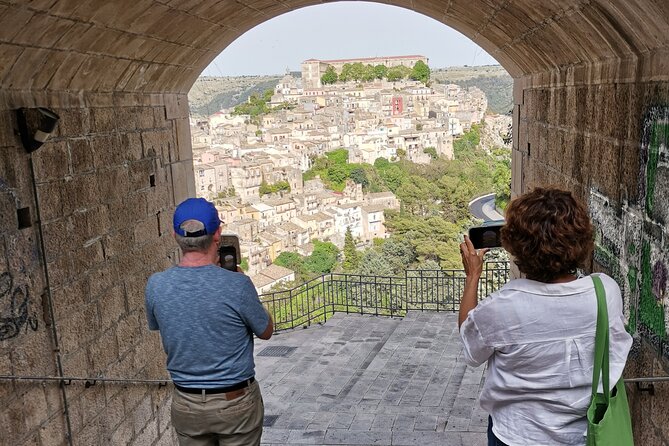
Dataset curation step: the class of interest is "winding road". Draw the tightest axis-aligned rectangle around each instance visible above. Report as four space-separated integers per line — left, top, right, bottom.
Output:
469 193 504 222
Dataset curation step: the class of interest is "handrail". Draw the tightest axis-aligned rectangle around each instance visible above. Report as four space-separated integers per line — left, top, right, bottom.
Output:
0 375 170 386
623 376 669 383
1 375 667 385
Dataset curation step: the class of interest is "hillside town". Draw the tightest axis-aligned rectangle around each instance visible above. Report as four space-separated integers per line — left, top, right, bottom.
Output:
190 56 488 291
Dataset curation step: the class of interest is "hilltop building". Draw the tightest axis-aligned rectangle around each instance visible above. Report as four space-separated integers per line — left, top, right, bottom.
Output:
302 55 428 89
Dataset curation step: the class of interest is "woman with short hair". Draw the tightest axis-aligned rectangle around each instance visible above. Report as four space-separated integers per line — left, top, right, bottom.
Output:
459 187 632 446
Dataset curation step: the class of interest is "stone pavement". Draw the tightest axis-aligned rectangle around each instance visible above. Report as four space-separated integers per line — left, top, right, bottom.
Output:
254 311 488 445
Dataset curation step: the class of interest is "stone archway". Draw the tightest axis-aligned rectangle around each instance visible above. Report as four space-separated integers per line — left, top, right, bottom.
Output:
0 1 668 444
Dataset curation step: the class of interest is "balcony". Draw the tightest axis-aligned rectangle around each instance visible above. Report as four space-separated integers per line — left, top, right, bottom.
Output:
260 262 510 332
255 262 510 445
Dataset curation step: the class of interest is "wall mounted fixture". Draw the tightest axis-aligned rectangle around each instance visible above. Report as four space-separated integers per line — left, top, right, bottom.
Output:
15 107 60 153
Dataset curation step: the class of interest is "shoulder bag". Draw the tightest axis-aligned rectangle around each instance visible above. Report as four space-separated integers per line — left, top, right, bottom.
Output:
586 275 634 445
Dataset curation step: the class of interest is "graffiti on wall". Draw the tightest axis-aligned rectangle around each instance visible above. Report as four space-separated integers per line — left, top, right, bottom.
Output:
0 271 39 341
589 106 669 357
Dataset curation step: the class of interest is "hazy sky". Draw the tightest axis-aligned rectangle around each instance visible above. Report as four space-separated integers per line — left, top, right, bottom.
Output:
200 2 499 77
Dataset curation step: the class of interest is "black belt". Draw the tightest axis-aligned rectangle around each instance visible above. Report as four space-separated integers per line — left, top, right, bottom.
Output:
174 377 255 395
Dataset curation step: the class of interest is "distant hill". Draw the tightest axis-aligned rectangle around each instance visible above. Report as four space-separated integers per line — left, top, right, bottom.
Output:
188 65 513 117
431 65 513 115
188 75 283 117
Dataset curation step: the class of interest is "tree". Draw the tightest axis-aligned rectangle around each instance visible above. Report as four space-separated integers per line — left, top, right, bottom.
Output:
339 63 353 82
275 252 306 276
321 65 338 85
386 65 411 82
349 62 365 82
326 148 349 164
493 160 511 209
327 164 348 185
423 147 438 160
343 228 359 271
356 250 393 277
305 240 339 274
411 60 431 84
362 64 376 82
373 64 388 79
349 166 369 187
380 237 416 274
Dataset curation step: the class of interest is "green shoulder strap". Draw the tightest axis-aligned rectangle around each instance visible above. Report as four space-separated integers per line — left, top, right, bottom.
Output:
591 275 610 402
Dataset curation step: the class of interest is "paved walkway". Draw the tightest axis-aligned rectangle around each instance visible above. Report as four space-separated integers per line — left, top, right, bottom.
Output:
255 311 488 445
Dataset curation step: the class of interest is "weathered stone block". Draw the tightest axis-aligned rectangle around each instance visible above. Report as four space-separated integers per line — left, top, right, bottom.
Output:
91 134 125 169
88 327 120 375
590 138 621 204
96 166 130 204
61 173 98 214
175 117 191 162
70 240 105 278
128 158 154 193
51 275 91 323
57 302 99 355
97 285 127 332
9 331 53 375
22 386 49 432
68 138 94 174
41 218 68 262
89 107 116 134
108 420 133 445
107 195 147 232
153 106 167 129
121 131 143 161
32 140 69 182
38 414 67 446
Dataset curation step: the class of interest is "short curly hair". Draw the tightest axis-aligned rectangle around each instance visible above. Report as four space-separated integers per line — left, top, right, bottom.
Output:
500 187 594 283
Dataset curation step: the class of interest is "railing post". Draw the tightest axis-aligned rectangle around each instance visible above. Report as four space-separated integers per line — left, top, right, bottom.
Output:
374 275 379 316
290 288 295 330
322 274 327 324
306 280 311 327
359 275 363 315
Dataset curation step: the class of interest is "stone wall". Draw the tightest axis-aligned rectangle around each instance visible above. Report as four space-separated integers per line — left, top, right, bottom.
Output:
513 75 669 446
0 91 194 445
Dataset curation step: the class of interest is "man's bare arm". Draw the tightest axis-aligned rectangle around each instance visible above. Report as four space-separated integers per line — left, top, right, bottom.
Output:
258 312 274 340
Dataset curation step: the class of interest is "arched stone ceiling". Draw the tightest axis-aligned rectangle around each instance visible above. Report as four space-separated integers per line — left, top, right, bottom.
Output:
0 0 667 94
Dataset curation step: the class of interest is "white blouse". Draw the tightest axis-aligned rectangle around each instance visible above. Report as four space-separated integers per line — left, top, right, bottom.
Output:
460 273 633 446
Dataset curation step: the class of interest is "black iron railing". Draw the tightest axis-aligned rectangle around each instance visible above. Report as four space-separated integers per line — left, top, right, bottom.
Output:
260 261 510 331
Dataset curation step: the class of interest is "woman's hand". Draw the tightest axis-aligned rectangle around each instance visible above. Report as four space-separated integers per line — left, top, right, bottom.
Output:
458 235 489 328
460 235 489 279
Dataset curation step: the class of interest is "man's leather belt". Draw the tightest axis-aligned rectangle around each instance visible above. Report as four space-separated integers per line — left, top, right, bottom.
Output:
174 377 255 395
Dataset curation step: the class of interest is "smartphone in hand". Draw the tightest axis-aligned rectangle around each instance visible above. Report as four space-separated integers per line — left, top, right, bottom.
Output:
468 223 504 249
218 234 241 271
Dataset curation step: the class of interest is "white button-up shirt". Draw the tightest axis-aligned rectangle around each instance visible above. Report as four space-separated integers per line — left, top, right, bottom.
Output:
460 273 632 446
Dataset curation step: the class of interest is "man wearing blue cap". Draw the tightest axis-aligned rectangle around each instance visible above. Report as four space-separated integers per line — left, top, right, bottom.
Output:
145 197 273 445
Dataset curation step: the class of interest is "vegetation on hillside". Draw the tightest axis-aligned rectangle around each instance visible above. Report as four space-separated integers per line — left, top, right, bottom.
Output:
189 76 282 117
431 65 513 115
294 124 511 274
274 240 339 283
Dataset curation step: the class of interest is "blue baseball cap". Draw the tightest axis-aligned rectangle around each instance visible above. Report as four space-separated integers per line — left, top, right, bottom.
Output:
173 198 221 237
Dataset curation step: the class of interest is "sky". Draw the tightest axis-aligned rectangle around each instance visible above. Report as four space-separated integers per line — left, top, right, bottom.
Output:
200 2 499 77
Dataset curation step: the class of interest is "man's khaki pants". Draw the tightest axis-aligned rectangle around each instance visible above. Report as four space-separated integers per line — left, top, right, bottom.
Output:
171 380 264 446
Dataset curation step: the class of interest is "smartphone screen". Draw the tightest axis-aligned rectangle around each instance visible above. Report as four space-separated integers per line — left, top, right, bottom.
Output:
468 224 504 249
218 234 241 271
219 246 238 271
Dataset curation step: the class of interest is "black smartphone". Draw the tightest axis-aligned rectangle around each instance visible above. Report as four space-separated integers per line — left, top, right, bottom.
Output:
468 223 504 249
218 234 241 271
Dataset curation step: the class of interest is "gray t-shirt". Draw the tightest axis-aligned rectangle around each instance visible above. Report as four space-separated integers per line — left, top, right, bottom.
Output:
145 264 270 388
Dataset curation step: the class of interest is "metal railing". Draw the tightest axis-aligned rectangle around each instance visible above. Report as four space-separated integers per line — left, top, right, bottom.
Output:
260 261 510 332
